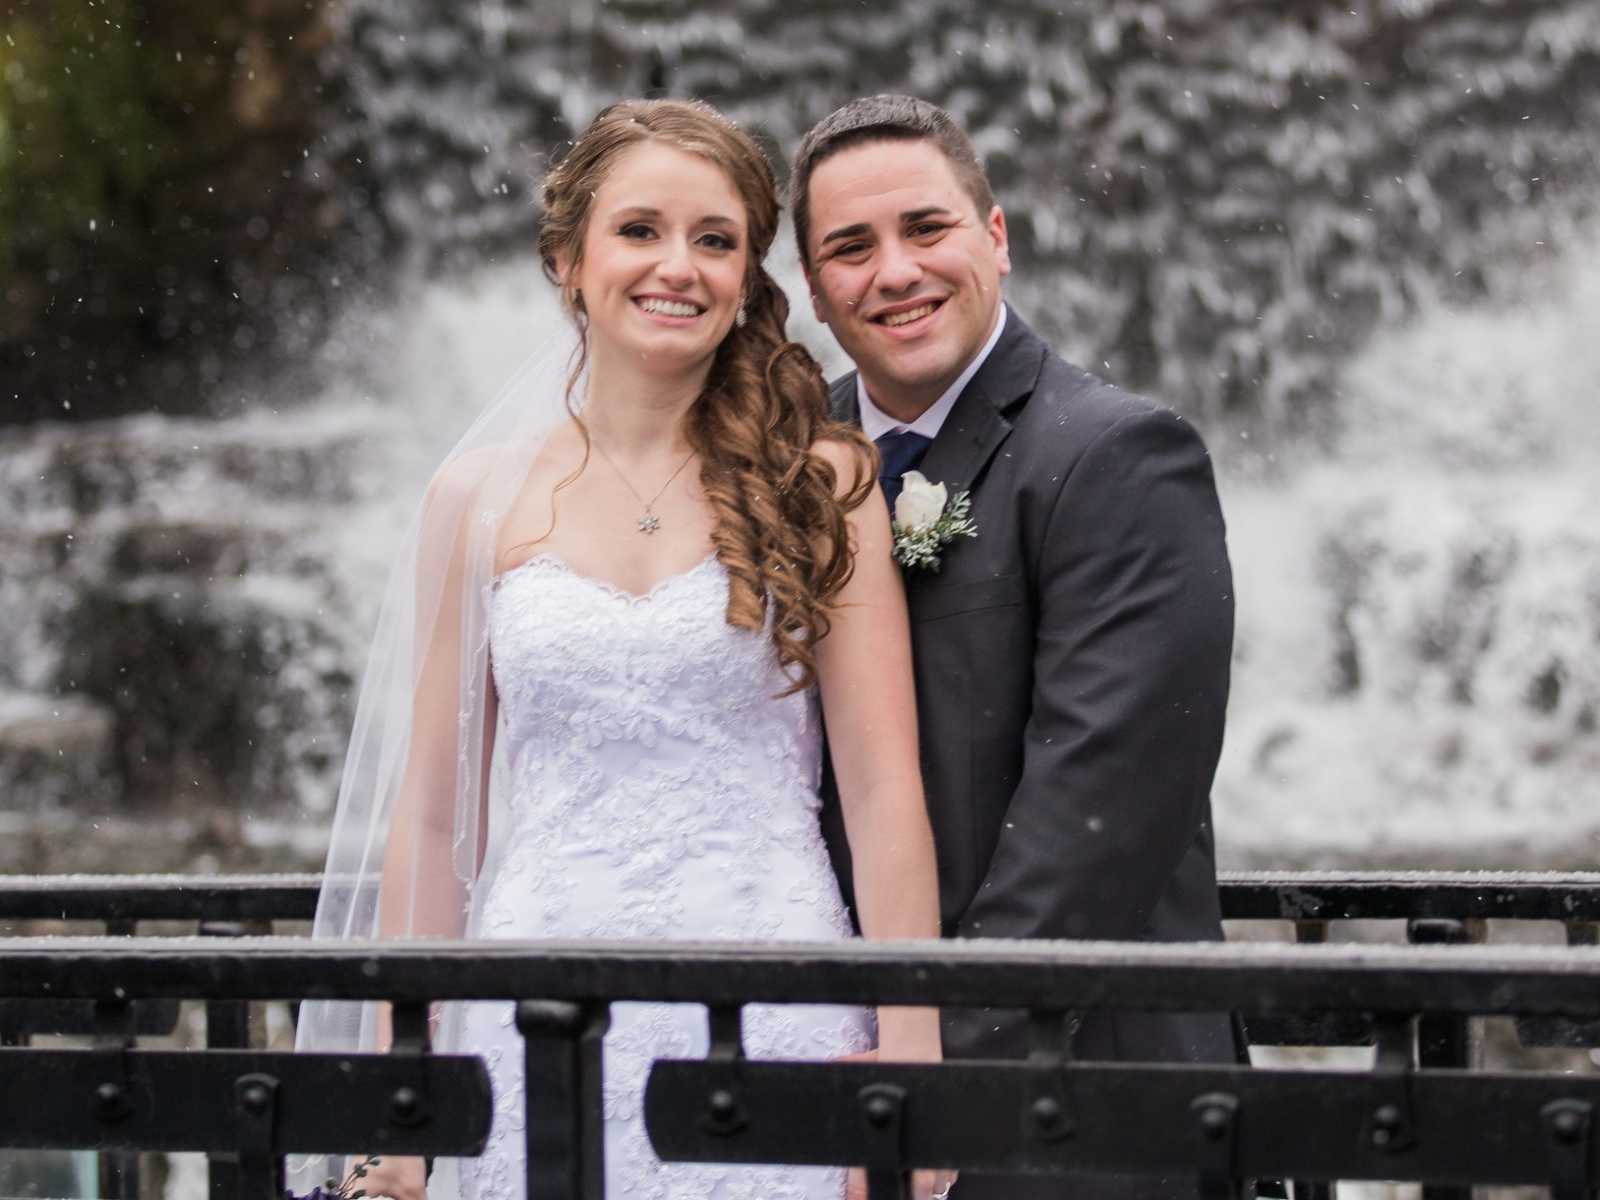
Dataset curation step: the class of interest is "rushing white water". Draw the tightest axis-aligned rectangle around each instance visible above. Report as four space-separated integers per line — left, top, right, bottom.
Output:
1213 225 1600 869
5 224 1597 875
314 222 1600 872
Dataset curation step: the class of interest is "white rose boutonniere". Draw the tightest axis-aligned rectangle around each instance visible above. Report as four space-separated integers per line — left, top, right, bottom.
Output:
891 470 978 571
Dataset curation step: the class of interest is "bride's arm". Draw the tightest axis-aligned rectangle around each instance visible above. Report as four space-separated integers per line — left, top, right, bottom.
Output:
352 454 500 1200
374 455 499 1045
811 440 942 1063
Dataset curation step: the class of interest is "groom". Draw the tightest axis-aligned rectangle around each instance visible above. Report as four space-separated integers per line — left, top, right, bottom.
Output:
797 96 1239 1199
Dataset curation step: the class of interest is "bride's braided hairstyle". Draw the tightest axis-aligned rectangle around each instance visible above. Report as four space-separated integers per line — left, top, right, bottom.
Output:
538 99 875 691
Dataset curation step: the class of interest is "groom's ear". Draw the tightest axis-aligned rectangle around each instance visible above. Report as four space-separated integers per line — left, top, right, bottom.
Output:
986 205 1013 278
801 263 828 323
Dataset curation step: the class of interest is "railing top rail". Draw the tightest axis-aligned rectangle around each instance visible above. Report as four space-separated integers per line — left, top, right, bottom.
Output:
4 935 1600 1015
5 870 1600 922
1219 869 1600 921
0 872 322 922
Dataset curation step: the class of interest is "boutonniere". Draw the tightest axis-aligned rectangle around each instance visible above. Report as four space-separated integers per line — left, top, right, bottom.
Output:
891 471 978 571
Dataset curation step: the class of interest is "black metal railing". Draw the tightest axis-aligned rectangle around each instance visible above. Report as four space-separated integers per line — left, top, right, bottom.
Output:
8 869 1598 1048
5 869 1600 928
2 930 1600 1200
3 876 1600 1200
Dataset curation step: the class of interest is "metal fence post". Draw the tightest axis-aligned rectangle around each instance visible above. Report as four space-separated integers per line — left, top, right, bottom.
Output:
858 1083 911 1200
1191 1092 1243 1200
95 921 140 1200
92 1011 138 1200
517 999 610 1200
233 1074 283 1200
1541 1099 1595 1200
1409 919 1474 1200
201 919 269 1200
1288 921 1334 1200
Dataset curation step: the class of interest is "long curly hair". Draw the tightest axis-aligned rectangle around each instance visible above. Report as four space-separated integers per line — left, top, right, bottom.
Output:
536 99 875 692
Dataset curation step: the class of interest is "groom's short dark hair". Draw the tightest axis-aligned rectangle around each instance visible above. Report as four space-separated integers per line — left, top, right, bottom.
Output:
791 94 997 266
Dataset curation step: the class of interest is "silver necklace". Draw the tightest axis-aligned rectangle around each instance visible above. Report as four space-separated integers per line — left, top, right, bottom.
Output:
591 440 696 535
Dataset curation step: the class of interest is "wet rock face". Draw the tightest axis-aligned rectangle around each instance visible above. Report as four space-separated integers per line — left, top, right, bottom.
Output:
110 522 291 578
0 692 119 813
57 580 352 815
1320 507 1600 730
0 414 371 823
0 421 367 520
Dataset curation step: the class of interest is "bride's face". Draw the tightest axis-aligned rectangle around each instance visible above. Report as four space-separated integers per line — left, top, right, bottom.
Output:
565 141 750 372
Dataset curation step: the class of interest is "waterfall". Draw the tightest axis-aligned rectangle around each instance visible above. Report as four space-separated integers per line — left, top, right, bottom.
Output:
1214 221 1600 868
4 0 1599 870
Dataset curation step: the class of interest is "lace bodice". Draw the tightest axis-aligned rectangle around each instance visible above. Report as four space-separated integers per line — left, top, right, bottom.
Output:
477 551 834 940
459 551 870 1200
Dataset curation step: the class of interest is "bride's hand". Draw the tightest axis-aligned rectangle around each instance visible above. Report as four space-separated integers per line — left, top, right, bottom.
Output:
344 1154 427 1200
843 1013 956 1200
845 1162 958 1200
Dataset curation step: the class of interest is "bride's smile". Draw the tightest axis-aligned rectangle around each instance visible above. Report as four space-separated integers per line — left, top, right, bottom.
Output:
631 292 708 322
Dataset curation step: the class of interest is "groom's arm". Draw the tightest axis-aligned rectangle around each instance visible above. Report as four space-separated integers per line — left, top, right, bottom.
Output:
953 403 1233 948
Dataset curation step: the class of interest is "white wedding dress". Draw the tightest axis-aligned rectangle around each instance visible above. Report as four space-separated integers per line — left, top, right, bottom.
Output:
457 552 873 1200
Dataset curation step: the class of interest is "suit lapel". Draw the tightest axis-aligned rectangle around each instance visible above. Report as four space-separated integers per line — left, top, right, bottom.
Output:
914 382 1011 496
828 372 860 426
829 308 1049 505
912 310 1046 495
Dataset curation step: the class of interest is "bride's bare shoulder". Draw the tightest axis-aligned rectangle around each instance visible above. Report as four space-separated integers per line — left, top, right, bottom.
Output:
808 432 875 501
426 444 506 503
422 425 580 524
425 438 556 505
416 444 525 541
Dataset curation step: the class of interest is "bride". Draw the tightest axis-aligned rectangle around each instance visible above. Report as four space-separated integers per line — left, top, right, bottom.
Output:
295 99 945 1200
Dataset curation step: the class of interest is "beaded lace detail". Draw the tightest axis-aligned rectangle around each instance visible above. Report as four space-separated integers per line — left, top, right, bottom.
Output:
459 553 871 1200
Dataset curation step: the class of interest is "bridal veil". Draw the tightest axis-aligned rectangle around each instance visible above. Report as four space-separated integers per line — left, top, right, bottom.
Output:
290 332 581 1189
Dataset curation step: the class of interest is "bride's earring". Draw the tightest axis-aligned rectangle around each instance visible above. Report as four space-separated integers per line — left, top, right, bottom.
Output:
734 299 747 328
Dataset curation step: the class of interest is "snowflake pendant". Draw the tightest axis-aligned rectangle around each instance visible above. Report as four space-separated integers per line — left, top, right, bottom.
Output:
637 513 661 535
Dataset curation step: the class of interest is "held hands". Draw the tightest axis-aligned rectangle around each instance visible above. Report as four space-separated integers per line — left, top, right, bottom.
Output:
846 1167 958 1200
843 1008 956 1200
340 1154 427 1200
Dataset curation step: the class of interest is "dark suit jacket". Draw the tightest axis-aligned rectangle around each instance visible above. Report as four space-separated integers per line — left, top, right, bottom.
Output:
821 310 1239 1200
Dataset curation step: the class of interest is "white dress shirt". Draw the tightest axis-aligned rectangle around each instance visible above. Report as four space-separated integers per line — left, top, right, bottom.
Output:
856 303 1009 442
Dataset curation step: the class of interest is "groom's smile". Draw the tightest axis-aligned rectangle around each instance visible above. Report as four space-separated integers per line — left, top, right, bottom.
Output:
803 138 1010 423
868 296 947 333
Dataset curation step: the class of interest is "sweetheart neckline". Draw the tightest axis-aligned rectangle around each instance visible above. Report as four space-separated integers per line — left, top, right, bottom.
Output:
491 550 722 604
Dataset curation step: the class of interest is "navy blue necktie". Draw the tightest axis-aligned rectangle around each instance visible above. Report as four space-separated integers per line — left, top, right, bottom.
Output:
875 430 933 510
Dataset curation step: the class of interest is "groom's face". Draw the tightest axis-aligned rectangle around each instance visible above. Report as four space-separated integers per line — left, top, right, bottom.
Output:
803 138 1010 420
